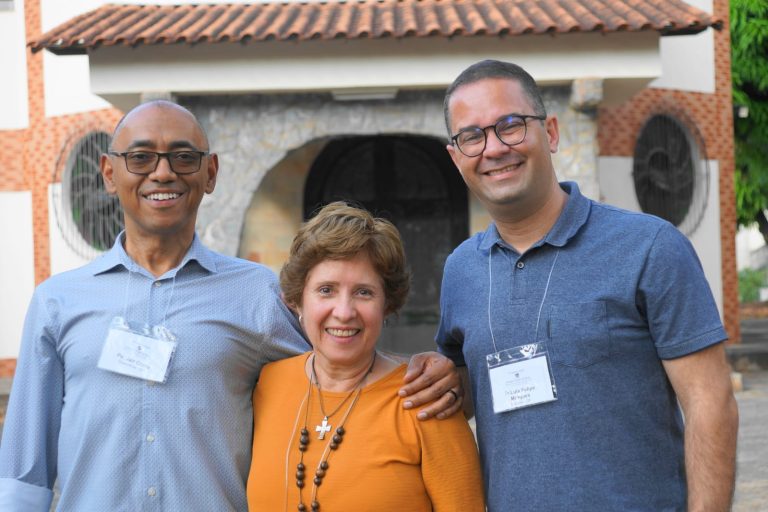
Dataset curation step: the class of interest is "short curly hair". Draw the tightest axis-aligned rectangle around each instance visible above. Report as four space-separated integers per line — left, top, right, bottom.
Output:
280 202 411 316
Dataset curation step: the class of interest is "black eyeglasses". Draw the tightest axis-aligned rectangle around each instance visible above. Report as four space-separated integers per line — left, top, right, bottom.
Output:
451 114 546 157
108 150 209 175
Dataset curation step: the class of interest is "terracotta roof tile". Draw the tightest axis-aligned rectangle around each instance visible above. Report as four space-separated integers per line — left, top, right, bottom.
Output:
29 0 722 55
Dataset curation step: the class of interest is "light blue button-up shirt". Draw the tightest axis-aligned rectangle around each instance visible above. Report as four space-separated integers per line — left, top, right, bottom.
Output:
0 234 309 511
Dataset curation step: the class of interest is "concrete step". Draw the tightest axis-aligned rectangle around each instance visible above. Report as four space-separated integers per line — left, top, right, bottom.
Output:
739 319 768 340
728 343 768 371
729 319 768 370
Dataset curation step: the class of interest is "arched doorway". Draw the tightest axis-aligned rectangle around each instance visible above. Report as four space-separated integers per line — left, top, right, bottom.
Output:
304 135 468 354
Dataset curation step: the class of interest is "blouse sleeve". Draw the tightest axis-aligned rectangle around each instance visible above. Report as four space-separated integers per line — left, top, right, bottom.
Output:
417 414 485 511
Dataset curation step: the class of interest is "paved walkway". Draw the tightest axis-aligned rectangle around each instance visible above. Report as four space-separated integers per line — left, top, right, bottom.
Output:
734 370 768 511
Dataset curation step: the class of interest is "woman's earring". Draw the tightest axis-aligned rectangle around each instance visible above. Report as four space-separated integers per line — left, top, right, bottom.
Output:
298 314 303 324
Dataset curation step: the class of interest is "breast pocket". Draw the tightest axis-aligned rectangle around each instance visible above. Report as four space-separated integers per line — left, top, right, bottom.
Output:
548 302 611 368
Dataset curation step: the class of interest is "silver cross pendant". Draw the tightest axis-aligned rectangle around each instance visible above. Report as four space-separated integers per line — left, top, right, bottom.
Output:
315 417 332 440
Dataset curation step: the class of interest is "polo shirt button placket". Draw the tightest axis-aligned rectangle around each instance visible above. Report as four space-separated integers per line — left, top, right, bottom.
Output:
516 261 525 269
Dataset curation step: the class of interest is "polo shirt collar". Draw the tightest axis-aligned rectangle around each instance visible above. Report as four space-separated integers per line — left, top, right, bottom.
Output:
478 181 591 251
91 231 219 276
478 223 503 252
543 181 591 247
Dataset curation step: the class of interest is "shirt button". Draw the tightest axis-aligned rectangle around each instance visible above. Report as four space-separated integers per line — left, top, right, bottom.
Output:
154 281 162 287
148 487 157 497
146 380 155 387
146 433 155 442
516 261 525 269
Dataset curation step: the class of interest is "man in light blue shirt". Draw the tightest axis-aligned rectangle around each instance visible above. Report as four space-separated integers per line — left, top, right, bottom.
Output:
0 100 461 511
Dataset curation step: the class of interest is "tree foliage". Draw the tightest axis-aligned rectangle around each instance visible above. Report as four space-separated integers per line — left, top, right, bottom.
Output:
738 267 767 302
731 0 768 238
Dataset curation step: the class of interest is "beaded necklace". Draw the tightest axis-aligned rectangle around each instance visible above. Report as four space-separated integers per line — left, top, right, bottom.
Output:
295 352 376 512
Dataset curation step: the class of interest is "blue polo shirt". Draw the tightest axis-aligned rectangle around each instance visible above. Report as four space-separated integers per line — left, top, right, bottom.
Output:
437 182 726 511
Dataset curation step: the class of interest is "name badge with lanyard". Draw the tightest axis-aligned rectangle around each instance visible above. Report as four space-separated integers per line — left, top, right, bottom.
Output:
486 249 559 414
97 270 179 383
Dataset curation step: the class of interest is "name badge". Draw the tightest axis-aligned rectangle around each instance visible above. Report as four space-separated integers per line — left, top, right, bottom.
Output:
98 318 177 383
487 342 557 414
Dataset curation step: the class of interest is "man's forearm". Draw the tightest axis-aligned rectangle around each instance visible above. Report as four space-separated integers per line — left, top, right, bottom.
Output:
663 344 739 512
684 392 739 512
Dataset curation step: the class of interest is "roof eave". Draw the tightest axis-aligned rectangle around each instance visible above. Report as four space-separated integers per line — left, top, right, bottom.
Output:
32 22 718 56
41 46 89 56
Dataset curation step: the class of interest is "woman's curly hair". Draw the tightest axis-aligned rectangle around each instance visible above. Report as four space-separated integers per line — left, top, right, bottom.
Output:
280 202 410 316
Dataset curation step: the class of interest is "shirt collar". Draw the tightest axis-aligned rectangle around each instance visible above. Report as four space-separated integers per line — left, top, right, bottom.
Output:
91 231 219 276
478 181 591 252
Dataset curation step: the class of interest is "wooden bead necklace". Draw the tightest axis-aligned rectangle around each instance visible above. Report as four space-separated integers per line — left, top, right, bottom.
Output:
295 352 376 511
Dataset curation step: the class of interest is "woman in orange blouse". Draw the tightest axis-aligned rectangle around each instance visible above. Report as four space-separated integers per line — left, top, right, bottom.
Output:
246 202 484 512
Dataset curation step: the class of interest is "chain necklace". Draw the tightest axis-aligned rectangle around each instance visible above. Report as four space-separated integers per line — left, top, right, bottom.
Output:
296 352 376 511
310 353 373 439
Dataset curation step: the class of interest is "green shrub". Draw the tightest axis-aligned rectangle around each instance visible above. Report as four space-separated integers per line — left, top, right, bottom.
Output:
738 267 767 303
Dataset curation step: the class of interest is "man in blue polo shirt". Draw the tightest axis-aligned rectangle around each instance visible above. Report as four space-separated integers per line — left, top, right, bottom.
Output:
438 59 738 511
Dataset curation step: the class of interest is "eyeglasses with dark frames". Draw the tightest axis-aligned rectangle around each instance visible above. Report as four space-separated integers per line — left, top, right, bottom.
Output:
108 150 209 175
451 114 546 157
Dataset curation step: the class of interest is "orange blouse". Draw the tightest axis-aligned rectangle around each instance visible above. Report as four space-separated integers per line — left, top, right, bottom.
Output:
247 353 485 511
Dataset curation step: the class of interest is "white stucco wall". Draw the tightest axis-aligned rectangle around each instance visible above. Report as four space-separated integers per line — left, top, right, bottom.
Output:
650 0 715 94
89 31 662 112
597 156 724 318
0 191 35 358
42 0 238 117
41 0 248 117
736 226 766 270
41 0 112 117
7 0 258 124
687 160 723 315
0 0 29 130
48 184 94 275
4 0 262 126
0 183 108 361
650 29 715 94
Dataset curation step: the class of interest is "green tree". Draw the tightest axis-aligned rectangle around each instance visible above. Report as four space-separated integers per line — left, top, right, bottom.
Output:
732 0 768 240
738 267 766 302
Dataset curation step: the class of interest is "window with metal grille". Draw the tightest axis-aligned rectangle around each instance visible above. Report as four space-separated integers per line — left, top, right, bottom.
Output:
632 114 709 235
59 131 124 254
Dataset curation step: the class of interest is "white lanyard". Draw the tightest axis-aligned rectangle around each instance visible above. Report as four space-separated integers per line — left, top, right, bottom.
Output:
487 244 560 353
97 263 179 383
485 244 560 413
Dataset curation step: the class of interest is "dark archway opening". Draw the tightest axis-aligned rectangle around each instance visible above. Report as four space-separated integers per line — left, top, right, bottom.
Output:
304 135 468 354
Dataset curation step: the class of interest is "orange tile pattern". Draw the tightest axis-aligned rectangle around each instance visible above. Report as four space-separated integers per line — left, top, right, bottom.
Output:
24 0 50 287
0 359 16 379
0 130 26 191
597 0 738 342
29 0 720 54
19 0 123 286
